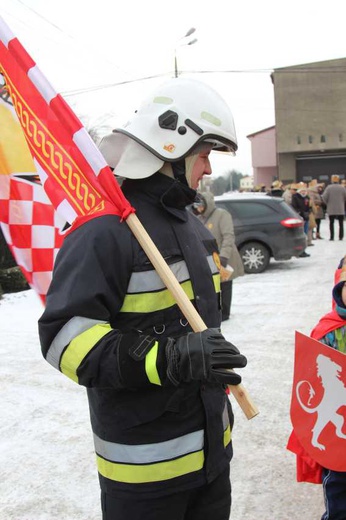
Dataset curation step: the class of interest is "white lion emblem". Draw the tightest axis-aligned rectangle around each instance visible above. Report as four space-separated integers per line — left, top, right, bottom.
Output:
296 354 346 450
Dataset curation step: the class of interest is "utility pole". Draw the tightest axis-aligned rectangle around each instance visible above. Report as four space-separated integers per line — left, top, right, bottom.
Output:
174 28 197 78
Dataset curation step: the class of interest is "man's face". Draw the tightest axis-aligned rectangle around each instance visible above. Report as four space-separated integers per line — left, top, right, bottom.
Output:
190 150 212 190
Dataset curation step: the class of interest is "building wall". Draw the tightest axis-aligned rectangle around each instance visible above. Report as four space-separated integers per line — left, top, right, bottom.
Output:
272 58 346 182
277 153 296 184
253 166 278 187
248 127 278 186
249 127 277 167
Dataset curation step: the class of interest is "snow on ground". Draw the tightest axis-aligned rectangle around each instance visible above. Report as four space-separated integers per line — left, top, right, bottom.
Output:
0 220 343 519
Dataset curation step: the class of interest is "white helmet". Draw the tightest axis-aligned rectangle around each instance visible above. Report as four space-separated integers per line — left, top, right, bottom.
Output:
99 78 237 179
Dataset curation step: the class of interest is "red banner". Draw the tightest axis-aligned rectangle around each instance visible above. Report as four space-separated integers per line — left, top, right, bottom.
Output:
0 15 134 224
291 331 346 471
0 16 135 300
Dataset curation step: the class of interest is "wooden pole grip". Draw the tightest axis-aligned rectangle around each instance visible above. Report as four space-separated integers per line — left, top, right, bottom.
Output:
126 213 259 420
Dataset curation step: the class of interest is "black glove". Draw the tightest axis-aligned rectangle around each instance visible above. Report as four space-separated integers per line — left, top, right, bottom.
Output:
115 328 246 388
167 328 247 386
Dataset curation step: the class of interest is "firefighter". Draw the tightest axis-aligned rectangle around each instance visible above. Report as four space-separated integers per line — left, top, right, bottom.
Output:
38 77 247 520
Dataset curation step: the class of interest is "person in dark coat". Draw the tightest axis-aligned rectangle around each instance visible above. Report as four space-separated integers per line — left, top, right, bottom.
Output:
38 78 247 520
291 183 311 258
269 180 284 197
322 174 346 241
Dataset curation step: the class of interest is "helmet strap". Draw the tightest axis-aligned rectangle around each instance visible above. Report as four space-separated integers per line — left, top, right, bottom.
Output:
172 159 188 186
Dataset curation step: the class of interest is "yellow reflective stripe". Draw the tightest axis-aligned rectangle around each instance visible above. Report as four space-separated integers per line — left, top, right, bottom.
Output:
145 341 161 386
96 450 204 484
121 280 194 313
213 272 221 293
60 323 112 383
223 425 232 447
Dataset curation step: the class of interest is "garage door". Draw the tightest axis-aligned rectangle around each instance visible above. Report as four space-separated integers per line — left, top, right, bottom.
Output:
296 154 346 184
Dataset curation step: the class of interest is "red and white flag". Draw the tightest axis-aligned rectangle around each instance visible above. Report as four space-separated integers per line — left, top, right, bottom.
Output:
0 74 65 301
0 16 135 301
290 331 346 471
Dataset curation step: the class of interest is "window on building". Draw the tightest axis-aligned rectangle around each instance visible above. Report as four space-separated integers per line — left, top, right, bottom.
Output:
320 135 326 143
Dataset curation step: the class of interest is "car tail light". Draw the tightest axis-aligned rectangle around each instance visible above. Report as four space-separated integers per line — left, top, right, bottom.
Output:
280 217 304 228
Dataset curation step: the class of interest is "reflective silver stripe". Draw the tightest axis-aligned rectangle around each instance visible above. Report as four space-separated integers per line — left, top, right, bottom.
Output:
222 401 230 430
93 429 204 464
207 254 219 274
127 260 190 294
46 316 107 369
127 257 216 294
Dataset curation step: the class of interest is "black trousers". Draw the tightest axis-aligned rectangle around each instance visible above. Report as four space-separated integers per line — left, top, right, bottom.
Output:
221 280 233 321
321 468 346 519
329 215 344 240
101 468 231 520
316 218 322 234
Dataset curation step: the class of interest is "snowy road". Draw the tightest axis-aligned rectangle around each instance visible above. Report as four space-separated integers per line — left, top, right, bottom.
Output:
1 220 342 519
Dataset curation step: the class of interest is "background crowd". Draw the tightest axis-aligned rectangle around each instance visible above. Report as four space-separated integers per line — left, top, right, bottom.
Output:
274 175 346 247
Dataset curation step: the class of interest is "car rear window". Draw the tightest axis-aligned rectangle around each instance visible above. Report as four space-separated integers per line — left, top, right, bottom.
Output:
216 201 274 218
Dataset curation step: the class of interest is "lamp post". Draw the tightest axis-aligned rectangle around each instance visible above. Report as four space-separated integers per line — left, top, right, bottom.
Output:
174 28 197 78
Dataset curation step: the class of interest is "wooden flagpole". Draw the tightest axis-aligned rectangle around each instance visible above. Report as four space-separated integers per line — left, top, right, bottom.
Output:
126 213 259 420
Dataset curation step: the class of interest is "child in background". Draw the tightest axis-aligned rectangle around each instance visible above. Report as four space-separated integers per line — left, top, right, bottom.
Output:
288 256 346 520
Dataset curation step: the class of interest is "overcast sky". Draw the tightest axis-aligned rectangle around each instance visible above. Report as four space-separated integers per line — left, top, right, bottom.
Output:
1 0 346 176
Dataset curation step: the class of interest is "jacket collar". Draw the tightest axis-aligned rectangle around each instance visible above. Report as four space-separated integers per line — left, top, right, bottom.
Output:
122 173 197 222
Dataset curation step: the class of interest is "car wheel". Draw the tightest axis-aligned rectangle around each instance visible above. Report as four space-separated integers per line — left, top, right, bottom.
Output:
239 242 270 274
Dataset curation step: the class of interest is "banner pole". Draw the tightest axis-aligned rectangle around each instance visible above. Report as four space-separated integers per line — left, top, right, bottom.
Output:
126 213 259 420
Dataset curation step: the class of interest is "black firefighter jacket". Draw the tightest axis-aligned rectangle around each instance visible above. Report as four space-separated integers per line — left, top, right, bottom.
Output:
38 173 234 498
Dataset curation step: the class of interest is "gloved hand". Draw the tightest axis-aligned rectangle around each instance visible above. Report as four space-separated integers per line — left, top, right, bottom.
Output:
167 328 247 386
115 328 246 388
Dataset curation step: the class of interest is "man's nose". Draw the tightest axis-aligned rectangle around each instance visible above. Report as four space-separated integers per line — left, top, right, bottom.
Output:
205 160 212 175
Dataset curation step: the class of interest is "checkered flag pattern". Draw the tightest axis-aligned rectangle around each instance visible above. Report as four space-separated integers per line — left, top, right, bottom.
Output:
0 175 65 302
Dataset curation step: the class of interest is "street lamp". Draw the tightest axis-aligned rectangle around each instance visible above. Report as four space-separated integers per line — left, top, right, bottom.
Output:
174 28 198 78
